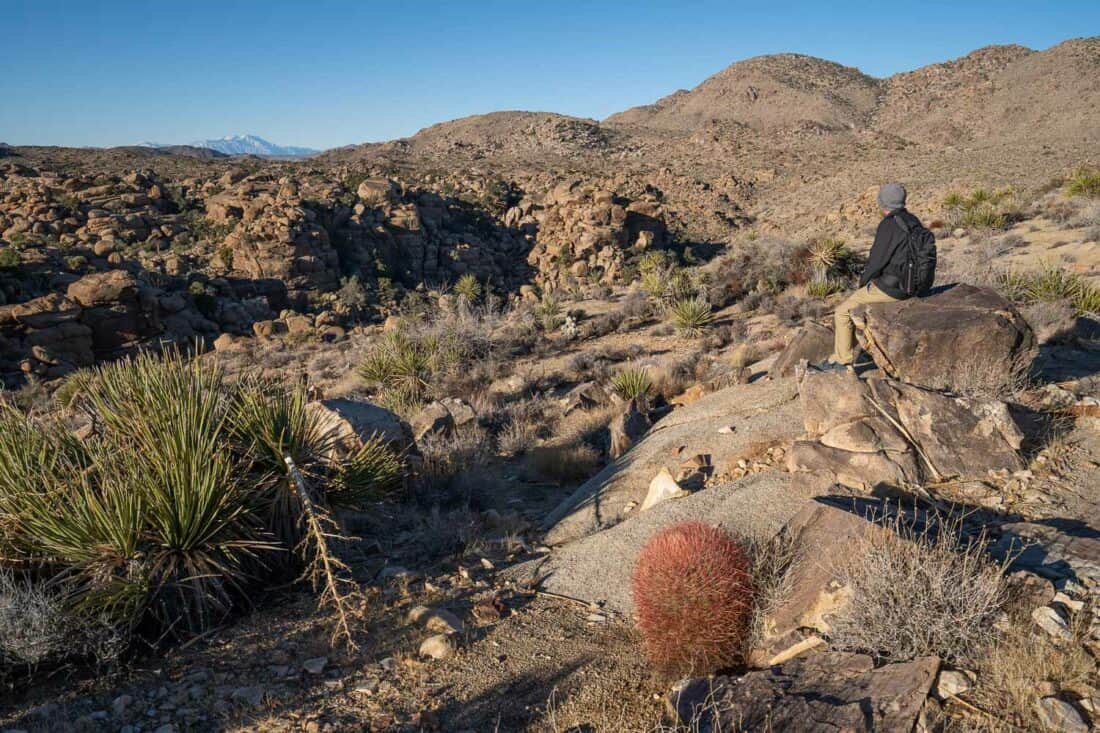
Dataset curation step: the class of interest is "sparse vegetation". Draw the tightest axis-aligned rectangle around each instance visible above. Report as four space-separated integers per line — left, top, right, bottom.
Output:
0 247 20 269
830 511 1010 664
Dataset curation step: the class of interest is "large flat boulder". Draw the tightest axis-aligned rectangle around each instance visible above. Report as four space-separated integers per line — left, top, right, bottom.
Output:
542 378 803 546
510 471 825 614
307 398 414 454
789 370 1024 490
851 283 1035 392
669 652 939 733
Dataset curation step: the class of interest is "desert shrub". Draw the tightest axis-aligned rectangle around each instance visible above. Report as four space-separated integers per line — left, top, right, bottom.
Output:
334 275 369 320
829 512 1010 664
667 295 715 336
453 273 482 303
632 522 754 677
609 365 653 401
415 423 488 496
533 293 564 331
527 441 601 484
806 279 846 298
1065 166 1100 198
0 570 123 671
0 247 20 269
967 610 1094 732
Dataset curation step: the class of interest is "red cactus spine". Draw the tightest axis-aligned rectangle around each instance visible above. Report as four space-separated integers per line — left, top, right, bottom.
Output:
631 521 754 677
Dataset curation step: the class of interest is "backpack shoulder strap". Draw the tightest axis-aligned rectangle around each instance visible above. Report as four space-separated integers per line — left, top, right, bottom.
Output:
892 213 911 234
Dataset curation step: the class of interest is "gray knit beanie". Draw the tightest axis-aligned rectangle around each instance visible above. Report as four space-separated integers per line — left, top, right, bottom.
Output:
877 182 907 211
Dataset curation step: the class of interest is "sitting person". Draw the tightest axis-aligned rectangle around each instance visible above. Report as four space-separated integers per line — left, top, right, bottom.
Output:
820 182 937 370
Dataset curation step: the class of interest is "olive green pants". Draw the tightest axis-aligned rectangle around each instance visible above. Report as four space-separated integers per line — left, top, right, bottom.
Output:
832 283 900 364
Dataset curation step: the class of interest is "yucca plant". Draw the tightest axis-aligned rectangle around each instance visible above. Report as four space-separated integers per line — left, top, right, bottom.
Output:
1066 167 1100 198
609 365 653 402
330 435 404 506
452 274 482 303
806 237 847 283
228 378 337 545
359 331 437 404
668 295 715 336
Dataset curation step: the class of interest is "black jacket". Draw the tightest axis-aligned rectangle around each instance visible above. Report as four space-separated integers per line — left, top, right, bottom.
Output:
860 208 924 299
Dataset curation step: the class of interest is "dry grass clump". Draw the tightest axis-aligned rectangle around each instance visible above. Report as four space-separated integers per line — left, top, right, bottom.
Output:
963 611 1095 731
0 348 404 651
829 512 1010 664
0 570 124 673
527 442 602 484
632 522 755 678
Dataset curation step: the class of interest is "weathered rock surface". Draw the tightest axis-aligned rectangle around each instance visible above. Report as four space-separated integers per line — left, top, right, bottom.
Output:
306 398 414 453
851 284 1036 391
789 369 1025 490
669 652 940 733
753 500 887 662
608 397 651 458
542 377 802 546
511 472 826 613
771 321 834 378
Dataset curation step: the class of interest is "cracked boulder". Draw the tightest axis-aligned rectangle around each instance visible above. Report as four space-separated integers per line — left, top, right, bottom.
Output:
788 370 1024 490
669 652 939 733
851 284 1035 392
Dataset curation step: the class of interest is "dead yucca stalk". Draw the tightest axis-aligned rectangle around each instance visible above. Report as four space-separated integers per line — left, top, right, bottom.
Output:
284 457 361 649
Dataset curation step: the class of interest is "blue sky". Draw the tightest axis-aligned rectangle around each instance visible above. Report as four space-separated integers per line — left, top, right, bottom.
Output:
1 1 1096 150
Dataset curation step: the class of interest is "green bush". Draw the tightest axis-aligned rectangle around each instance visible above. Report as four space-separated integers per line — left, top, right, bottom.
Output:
995 263 1100 316
0 247 20 270
1066 167 1100 198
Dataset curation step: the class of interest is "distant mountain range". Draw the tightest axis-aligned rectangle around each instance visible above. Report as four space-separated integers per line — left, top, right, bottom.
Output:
139 134 318 158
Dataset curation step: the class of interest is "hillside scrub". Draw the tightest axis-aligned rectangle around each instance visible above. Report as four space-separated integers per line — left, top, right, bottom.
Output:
0 349 403 653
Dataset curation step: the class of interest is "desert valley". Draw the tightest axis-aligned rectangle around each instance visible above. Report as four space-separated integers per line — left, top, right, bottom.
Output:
1 33 1100 733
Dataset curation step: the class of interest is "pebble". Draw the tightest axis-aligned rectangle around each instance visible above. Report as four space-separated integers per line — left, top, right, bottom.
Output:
408 606 464 635
419 634 455 660
1036 697 1088 732
933 670 973 700
112 695 133 716
230 685 266 707
1033 605 1073 640
302 657 328 675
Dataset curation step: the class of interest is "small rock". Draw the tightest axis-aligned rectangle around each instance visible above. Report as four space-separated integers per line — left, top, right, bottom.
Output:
639 466 688 511
112 695 134 716
587 613 607 623
1033 605 1073 640
934 670 973 700
408 606 464 635
1036 697 1088 732
302 657 327 675
1053 591 1085 613
230 686 266 707
419 634 455 660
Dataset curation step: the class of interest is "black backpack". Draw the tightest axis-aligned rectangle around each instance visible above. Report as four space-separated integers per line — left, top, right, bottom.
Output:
886 215 937 298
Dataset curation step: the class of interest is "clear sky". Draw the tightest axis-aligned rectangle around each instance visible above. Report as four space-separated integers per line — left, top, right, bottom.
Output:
1 1 1097 150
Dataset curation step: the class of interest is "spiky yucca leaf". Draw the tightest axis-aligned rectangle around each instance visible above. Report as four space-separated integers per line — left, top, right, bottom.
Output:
668 295 715 336
330 435 404 507
228 378 337 545
1066 167 1100 198
609 366 653 401
453 274 482 303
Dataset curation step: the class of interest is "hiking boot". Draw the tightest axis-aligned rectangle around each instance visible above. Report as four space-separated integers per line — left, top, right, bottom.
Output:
812 360 850 373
